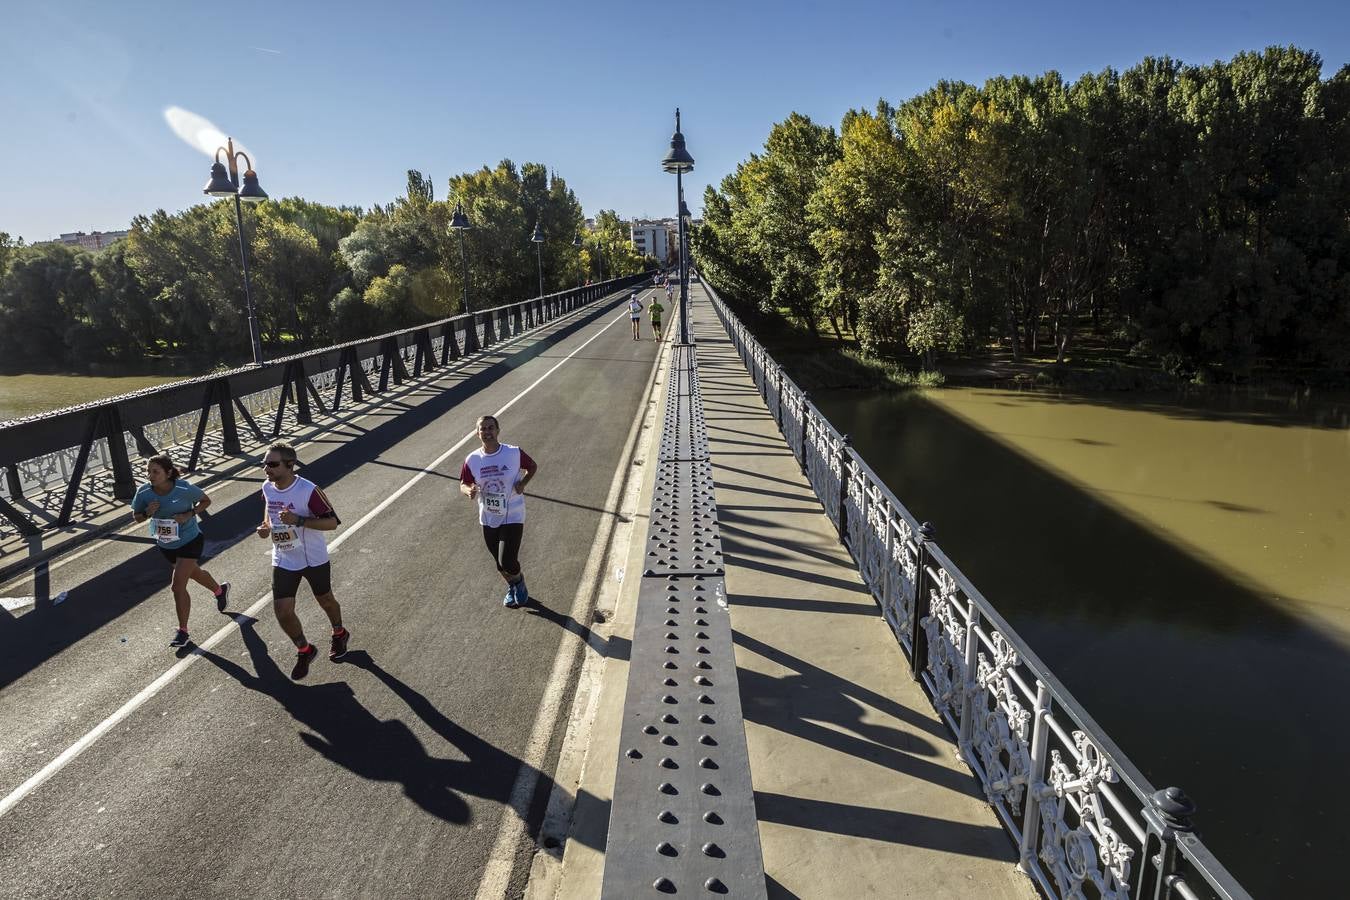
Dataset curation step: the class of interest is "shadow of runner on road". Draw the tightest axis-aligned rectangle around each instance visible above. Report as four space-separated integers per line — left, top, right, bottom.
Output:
199 617 535 827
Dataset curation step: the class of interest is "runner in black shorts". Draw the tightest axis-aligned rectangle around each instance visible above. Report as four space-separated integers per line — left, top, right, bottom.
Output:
130 454 230 648
257 442 349 679
460 415 538 608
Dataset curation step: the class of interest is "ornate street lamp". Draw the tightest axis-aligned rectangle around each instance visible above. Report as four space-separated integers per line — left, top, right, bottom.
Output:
530 219 545 298
661 109 695 344
203 137 268 365
449 202 479 352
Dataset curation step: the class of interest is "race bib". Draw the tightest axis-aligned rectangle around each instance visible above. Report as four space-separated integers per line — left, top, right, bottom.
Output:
151 518 179 544
271 526 299 552
482 492 507 515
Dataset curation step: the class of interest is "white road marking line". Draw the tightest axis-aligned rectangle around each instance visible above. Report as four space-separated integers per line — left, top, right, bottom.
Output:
0 296 620 594
0 306 634 822
473 307 662 900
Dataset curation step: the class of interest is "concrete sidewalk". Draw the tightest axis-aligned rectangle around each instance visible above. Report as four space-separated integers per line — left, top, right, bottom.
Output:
535 285 1036 898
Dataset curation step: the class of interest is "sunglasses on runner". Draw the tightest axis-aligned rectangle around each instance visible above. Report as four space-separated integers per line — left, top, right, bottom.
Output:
263 460 290 468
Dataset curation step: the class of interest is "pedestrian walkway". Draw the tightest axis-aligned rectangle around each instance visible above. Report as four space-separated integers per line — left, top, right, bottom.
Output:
537 284 1037 898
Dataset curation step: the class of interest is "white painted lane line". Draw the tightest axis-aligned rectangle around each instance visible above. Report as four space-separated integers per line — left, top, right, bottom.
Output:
474 297 664 900
0 306 634 822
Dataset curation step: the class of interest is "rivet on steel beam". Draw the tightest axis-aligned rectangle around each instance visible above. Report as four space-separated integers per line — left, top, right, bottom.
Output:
697 646 711 655
660 758 678 769
659 782 677 795
700 757 718 769
661 735 677 746
702 842 726 858
698 714 715 724
654 876 676 893
664 677 678 686
701 783 720 796
665 632 679 640
694 676 712 686
643 725 659 735
662 695 678 704
626 748 642 759
663 661 678 670
696 661 712 670
664 619 678 626
703 811 723 824
699 734 717 746
695 632 710 640
661 714 678 724
658 810 678 823
657 841 678 857
665 646 679 654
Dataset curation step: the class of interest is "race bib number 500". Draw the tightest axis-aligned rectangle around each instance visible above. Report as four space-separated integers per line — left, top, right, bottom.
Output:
271 526 299 552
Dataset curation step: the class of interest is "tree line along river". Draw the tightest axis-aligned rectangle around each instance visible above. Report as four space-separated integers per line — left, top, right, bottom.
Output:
4 372 1346 895
814 384 1350 899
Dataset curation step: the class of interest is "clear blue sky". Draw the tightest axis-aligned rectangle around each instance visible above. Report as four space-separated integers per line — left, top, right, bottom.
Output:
2 0 1347 242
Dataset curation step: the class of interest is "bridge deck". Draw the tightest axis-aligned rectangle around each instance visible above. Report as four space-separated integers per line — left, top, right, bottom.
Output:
0 290 663 899
535 283 1036 899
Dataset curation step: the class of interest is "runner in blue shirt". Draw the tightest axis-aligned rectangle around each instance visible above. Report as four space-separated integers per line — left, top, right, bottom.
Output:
130 454 230 648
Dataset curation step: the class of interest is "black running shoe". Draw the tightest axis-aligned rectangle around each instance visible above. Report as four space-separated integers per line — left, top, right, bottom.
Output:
329 627 350 661
216 581 231 613
168 628 190 648
291 644 318 680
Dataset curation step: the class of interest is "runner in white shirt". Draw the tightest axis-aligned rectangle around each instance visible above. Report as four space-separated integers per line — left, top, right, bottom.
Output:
459 415 538 609
255 442 350 680
628 291 644 341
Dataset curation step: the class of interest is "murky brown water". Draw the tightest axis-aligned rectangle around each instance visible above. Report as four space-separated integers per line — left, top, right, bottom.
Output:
816 385 1350 899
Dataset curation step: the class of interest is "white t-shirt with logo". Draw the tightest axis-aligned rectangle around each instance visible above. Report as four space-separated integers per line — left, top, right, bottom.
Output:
460 444 535 527
628 297 643 318
262 476 336 571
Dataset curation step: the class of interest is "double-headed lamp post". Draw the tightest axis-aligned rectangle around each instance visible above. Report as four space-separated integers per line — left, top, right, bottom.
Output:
449 202 479 353
530 219 545 298
661 109 695 344
203 137 268 365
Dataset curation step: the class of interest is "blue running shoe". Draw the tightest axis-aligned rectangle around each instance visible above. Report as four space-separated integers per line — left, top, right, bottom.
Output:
503 586 521 609
514 578 529 607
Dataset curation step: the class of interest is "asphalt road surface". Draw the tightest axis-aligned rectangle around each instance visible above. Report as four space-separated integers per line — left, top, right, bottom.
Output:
0 288 667 899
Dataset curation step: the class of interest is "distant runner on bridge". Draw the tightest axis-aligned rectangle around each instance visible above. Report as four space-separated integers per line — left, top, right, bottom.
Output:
648 296 665 341
255 442 349 680
130 454 230 649
628 290 644 341
460 415 538 609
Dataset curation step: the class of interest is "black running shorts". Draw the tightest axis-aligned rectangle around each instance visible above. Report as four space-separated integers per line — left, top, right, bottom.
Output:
158 533 205 565
482 523 524 575
272 562 333 599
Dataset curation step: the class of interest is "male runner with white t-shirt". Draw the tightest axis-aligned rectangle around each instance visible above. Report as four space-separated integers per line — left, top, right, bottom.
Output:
459 415 538 608
255 442 350 679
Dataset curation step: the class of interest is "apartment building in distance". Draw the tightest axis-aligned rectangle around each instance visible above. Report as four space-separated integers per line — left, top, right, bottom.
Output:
629 220 671 264
41 230 130 251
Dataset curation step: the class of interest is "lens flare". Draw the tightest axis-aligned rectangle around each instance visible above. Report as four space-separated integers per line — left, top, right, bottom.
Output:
163 106 255 164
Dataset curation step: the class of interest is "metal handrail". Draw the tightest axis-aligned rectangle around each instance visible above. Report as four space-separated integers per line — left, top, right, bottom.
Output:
0 273 652 538
700 274 1251 900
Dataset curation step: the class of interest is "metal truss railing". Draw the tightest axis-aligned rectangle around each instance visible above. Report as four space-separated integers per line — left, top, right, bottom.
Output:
703 275 1251 900
0 274 651 542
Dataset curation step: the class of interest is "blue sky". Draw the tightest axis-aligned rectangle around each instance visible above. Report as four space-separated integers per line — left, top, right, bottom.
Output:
1 0 1347 242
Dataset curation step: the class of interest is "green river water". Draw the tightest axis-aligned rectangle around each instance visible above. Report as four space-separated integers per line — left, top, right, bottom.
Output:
0 373 195 424
815 385 1350 899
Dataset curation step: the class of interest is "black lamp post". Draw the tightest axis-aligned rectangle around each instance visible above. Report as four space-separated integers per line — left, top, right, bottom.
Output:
661 109 695 344
573 232 583 286
449 202 479 352
203 137 268 365
530 219 545 298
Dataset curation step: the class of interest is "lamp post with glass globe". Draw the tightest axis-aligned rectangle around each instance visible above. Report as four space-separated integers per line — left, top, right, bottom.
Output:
661 109 695 344
203 137 268 365
448 202 479 353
